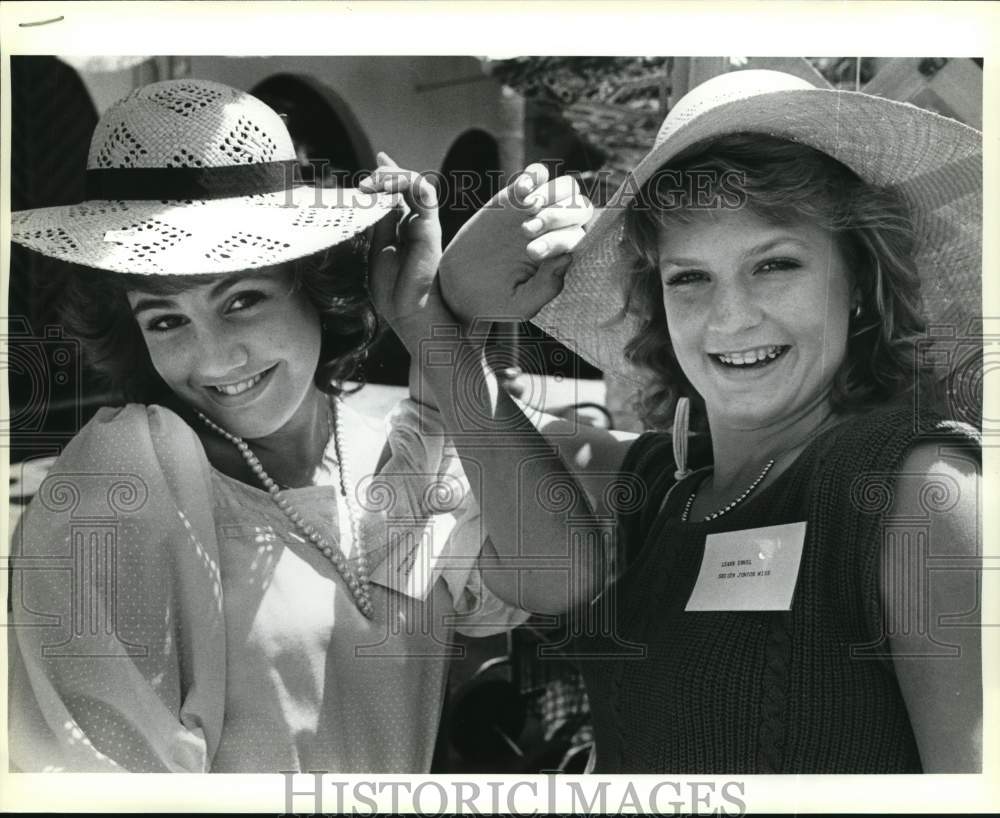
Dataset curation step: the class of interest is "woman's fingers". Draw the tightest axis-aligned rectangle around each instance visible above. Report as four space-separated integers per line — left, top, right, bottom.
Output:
363 160 578 227
491 162 551 209
360 152 438 215
510 162 551 205
360 153 441 281
369 193 404 250
368 208 403 304
522 194 593 239
520 174 590 258
526 225 587 262
513 255 572 318
520 174 586 213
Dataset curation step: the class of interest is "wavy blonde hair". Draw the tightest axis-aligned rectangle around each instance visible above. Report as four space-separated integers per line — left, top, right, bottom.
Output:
622 133 927 430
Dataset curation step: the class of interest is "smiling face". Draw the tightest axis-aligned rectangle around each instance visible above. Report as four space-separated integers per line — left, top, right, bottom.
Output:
127 269 323 441
657 208 853 433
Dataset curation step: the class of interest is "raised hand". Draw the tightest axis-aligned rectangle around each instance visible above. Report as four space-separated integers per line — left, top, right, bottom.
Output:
438 164 592 328
361 152 453 353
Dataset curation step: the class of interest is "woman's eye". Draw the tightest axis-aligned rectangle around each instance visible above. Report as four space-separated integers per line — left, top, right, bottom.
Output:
145 314 187 333
663 270 708 287
226 291 266 312
756 258 801 274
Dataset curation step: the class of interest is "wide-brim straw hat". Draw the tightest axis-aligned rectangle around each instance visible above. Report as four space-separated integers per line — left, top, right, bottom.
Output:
10 78 394 275
532 69 982 385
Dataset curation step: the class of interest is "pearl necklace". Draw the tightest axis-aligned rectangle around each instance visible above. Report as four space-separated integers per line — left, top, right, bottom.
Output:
197 399 374 619
680 459 775 523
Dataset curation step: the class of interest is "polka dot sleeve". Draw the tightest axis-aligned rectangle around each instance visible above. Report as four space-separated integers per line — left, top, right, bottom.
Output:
379 399 530 636
8 404 226 772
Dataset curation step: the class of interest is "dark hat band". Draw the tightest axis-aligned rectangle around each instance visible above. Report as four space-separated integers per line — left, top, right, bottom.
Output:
84 159 302 201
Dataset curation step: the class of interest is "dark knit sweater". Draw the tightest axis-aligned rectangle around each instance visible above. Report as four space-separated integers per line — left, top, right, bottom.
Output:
575 405 979 774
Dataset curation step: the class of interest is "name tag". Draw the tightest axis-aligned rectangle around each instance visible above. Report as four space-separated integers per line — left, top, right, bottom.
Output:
685 522 806 612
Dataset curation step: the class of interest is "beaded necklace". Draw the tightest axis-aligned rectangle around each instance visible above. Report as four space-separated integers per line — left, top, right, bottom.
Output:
679 459 775 523
197 398 374 618
670 395 774 523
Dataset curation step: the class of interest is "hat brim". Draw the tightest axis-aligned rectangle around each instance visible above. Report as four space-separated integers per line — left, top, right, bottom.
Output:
11 186 395 275
532 87 982 384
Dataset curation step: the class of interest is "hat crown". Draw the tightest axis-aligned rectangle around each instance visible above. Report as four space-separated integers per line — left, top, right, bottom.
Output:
654 69 815 149
86 78 297 170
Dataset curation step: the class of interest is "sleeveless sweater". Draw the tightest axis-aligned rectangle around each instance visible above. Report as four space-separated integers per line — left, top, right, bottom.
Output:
575 405 979 774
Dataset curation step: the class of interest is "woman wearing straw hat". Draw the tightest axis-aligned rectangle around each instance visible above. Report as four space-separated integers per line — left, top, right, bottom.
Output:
382 69 982 773
7 78 591 772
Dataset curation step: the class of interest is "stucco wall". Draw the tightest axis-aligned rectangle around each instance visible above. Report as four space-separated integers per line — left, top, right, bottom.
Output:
75 56 515 175
187 56 511 174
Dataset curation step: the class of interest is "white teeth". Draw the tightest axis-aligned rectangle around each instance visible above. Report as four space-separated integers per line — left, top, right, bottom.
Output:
716 345 783 366
212 371 265 396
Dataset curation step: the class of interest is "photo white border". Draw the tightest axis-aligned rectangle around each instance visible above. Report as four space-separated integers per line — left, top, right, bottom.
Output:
1 0 997 812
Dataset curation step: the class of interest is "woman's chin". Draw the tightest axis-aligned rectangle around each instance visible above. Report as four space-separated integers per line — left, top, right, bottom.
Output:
194 400 289 442
704 396 792 432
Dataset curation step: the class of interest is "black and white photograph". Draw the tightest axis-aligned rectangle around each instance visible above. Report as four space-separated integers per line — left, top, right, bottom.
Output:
1 1 995 814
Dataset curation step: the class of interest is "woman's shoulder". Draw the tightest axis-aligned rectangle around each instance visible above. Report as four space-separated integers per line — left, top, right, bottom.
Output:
795 401 981 519
56 402 207 475
19 404 217 554
811 402 979 464
84 402 190 432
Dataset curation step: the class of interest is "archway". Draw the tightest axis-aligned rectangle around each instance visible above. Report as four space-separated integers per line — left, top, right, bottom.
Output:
251 73 375 185
438 129 502 246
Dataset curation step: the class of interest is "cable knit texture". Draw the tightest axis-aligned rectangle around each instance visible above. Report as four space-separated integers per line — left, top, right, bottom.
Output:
577 404 979 773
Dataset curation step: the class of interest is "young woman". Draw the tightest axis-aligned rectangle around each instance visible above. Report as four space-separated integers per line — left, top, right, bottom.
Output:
376 69 983 773
7 78 590 772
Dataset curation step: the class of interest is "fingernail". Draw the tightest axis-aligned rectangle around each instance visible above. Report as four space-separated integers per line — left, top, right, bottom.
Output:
382 179 395 192
419 187 438 208
523 217 543 234
529 240 548 258
517 175 534 193
525 196 543 213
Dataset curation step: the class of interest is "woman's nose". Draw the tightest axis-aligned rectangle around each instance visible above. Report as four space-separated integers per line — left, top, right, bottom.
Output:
192 323 250 380
706 279 763 335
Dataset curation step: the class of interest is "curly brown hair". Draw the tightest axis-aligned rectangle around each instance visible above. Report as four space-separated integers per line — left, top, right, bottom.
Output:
46 234 380 408
622 133 927 430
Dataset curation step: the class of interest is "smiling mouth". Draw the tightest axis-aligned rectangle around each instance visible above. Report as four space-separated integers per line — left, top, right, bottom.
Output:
208 365 276 396
710 345 789 369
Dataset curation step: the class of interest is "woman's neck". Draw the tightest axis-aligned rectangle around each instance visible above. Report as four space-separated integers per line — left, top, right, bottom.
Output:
198 387 334 489
705 396 841 495
255 388 330 465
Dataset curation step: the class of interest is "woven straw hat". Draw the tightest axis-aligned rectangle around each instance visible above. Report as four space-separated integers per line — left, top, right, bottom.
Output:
532 69 982 383
10 79 394 275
